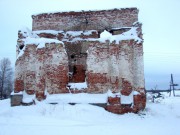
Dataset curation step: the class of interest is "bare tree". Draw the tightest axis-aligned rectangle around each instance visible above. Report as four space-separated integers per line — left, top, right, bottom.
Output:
0 58 13 99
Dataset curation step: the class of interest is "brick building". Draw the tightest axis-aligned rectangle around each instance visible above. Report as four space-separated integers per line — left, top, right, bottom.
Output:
12 8 146 114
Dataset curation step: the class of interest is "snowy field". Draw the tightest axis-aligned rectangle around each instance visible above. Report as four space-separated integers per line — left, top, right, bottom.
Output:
0 92 180 135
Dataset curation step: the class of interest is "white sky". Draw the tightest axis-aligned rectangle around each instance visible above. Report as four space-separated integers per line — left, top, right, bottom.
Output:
0 0 180 89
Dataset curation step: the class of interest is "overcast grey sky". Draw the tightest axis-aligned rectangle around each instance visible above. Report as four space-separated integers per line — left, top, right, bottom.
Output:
0 0 180 89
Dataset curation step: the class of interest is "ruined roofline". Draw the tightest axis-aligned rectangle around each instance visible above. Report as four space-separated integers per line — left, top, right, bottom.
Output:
31 7 139 31
32 7 139 19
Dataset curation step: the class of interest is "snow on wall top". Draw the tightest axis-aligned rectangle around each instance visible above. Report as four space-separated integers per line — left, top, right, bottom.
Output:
18 27 38 39
33 30 97 37
34 30 64 35
18 26 141 47
22 37 63 48
99 27 142 44
68 82 88 90
61 27 142 44
19 27 63 46
17 27 64 59
17 25 142 60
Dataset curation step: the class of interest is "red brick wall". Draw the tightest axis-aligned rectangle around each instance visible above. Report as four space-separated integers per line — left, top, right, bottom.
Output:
15 43 69 100
32 8 138 31
69 65 86 83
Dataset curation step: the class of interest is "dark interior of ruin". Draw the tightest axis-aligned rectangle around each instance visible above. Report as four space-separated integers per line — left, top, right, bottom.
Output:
65 42 88 83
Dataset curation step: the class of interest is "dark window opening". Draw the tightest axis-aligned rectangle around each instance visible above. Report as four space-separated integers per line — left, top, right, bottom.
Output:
73 66 77 74
19 45 24 50
110 28 131 35
98 31 101 38
71 54 75 59
109 30 114 35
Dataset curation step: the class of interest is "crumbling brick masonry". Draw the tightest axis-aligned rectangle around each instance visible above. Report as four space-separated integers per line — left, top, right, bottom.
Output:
12 8 146 114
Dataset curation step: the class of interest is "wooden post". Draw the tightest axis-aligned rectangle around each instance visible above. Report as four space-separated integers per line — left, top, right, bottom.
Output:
169 79 171 97
170 74 178 97
171 74 175 96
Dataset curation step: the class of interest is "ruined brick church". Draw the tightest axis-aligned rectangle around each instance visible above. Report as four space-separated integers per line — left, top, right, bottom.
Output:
12 8 146 114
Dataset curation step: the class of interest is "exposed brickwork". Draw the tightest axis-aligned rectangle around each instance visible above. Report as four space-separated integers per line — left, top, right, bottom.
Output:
87 73 108 84
86 72 109 93
15 42 69 100
86 40 137 94
121 79 133 96
36 31 98 40
37 33 57 39
133 93 146 113
106 105 133 114
13 8 146 114
32 8 138 31
45 65 69 94
14 80 24 92
108 96 120 105
36 91 46 101
106 94 146 114
69 65 86 82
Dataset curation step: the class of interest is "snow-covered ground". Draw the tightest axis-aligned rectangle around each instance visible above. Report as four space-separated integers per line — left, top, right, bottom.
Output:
0 92 180 135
